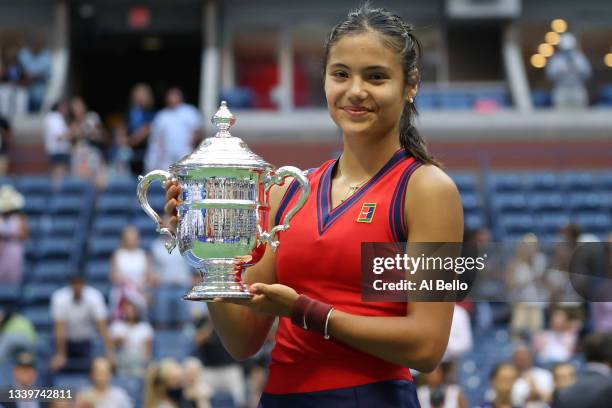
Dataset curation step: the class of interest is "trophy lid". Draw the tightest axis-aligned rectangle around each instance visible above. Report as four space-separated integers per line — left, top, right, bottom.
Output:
171 101 271 171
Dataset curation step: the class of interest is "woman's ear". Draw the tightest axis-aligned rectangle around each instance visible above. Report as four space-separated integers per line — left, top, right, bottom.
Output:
406 84 418 104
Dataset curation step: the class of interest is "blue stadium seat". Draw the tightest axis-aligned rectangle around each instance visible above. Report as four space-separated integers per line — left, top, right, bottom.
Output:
562 172 596 191
0 284 21 306
23 196 47 216
97 194 133 215
450 173 477 193
529 193 566 213
491 193 528 212
461 193 480 212
575 212 611 233
31 261 75 283
134 214 158 238
599 171 612 190
22 306 53 331
531 89 552 107
112 376 144 407
55 177 91 195
535 213 571 234
414 93 437 110
25 240 40 262
497 214 535 235
15 176 51 196
439 92 473 110
219 87 254 109
105 177 138 195
87 237 120 260
465 212 486 229
211 391 237 408
47 216 80 238
153 329 191 360
525 172 559 192
84 260 110 283
52 373 91 391
23 283 61 306
488 173 523 193
568 192 606 212
38 237 76 261
49 196 86 216
92 215 128 237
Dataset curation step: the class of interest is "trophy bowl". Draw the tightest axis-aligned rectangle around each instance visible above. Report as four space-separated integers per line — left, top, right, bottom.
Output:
137 101 309 301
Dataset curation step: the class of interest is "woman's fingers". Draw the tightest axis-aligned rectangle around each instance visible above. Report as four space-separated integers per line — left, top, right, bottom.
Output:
164 198 177 217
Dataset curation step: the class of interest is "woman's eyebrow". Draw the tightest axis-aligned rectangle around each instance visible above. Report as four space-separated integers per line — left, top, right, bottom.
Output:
329 62 391 71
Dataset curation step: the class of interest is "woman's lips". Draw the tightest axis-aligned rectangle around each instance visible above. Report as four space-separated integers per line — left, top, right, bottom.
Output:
342 106 370 118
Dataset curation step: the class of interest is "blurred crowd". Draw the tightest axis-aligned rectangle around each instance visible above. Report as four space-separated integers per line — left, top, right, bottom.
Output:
42 84 204 191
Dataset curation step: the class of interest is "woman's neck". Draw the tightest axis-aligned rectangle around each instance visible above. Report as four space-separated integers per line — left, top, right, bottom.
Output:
337 131 401 182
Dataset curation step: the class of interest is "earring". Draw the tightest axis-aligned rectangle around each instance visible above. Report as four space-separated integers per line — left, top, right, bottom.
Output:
408 97 414 103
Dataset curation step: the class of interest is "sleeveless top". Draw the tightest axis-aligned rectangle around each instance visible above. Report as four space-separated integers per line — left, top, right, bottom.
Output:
265 149 422 394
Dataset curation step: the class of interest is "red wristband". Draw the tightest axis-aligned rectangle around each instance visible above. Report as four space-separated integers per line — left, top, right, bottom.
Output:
291 295 313 329
305 299 333 336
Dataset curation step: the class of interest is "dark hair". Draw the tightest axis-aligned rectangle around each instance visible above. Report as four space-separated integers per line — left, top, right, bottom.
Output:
583 332 612 364
489 362 514 380
323 2 439 166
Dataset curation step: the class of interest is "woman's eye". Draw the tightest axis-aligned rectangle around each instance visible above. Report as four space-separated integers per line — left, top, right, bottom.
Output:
332 71 348 78
369 73 387 81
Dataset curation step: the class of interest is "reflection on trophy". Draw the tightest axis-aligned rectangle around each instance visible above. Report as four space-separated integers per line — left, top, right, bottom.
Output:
137 101 310 301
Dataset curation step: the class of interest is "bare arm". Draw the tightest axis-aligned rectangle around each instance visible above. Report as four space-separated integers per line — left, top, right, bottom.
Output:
96 320 115 360
54 320 67 357
323 165 463 371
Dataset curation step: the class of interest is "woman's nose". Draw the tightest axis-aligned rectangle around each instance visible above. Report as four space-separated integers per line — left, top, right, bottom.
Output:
347 78 368 100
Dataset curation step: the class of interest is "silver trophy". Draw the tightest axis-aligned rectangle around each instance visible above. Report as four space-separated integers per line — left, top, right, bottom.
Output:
137 101 310 301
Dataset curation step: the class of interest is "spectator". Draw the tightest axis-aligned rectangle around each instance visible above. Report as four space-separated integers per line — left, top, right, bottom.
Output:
0 44 23 84
109 226 156 319
0 185 28 284
533 309 578 365
546 32 592 110
417 362 469 408
145 87 203 172
77 357 132 408
150 215 192 287
0 114 11 175
554 332 612 408
2 351 44 408
192 303 247 408
17 36 51 112
551 362 576 399
124 83 156 176
108 298 153 378
49 274 114 373
507 234 547 339
143 358 191 408
442 303 472 362
44 100 71 187
479 363 521 408
68 96 107 188
0 308 37 364
511 343 553 408
590 302 612 332
182 357 212 408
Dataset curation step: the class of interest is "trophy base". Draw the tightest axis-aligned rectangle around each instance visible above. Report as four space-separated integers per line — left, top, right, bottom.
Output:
183 283 252 302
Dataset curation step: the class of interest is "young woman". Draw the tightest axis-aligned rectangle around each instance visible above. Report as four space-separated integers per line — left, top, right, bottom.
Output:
165 4 463 407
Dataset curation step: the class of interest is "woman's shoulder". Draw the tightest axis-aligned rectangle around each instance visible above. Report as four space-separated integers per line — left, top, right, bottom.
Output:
406 164 460 199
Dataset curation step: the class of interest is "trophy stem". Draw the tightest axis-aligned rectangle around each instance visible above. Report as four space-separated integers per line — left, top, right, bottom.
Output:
183 260 251 302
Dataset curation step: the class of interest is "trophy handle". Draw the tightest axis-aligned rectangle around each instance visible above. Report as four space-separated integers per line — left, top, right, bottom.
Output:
137 170 177 253
261 166 310 251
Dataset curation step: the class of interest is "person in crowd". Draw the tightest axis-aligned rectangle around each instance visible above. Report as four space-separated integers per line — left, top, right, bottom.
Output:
123 83 156 176
479 363 521 408
109 226 156 318
49 274 114 373
0 185 28 285
17 36 51 112
0 45 23 84
554 332 612 408
0 114 11 175
145 87 203 172
143 358 192 408
443 303 473 362
510 343 553 408
108 298 154 378
68 96 107 188
533 308 578 365
150 215 192 287
191 303 246 407
182 357 212 408
0 308 37 364
77 357 133 408
417 362 469 408
507 234 547 340
590 302 612 332
44 100 71 187
1 351 48 408
550 361 576 400
546 32 592 110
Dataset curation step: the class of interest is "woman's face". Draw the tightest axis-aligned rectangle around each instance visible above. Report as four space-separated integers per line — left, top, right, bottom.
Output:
324 31 413 139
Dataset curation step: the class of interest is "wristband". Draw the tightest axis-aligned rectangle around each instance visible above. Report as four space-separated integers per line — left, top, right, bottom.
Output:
291 294 334 339
291 295 313 329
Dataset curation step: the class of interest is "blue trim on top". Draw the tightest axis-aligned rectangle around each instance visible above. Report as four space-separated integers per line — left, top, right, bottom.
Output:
316 149 409 235
274 168 315 226
389 161 422 242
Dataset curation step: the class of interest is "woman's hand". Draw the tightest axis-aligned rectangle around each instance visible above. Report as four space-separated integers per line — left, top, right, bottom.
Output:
215 283 299 317
164 180 181 234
